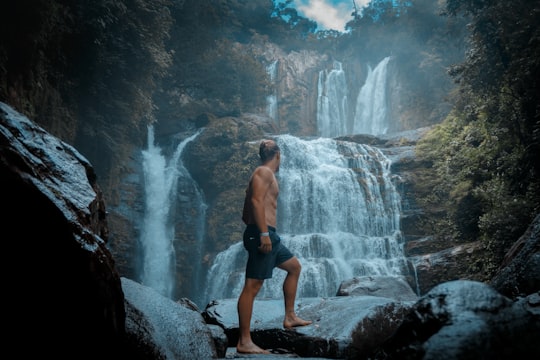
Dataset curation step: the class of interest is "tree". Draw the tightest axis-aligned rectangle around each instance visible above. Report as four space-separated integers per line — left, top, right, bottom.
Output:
417 0 540 278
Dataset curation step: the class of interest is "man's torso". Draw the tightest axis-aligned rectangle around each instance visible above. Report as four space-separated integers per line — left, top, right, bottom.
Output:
242 166 279 227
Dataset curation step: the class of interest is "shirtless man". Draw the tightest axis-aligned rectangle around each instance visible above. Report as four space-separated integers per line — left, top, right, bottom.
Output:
236 139 312 355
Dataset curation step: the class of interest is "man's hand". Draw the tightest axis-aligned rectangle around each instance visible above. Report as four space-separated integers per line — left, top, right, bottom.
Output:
258 236 272 253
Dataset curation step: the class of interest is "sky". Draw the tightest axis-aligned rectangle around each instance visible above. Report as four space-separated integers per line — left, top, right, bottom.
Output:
289 0 373 32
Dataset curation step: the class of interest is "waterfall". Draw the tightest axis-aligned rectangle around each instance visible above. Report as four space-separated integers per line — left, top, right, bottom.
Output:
353 56 392 135
317 61 349 137
205 135 406 301
266 60 278 122
140 126 205 299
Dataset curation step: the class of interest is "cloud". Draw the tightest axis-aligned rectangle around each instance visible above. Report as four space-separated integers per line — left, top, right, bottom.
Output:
295 0 371 32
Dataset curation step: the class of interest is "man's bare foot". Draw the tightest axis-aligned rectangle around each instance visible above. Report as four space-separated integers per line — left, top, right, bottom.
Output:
283 314 312 329
236 342 271 354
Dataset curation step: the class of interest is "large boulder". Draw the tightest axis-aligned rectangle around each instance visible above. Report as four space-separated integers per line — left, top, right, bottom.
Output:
0 102 125 357
121 277 218 359
203 296 415 359
369 280 540 359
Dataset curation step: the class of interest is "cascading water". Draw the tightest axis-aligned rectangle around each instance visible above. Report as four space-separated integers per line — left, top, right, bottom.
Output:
139 54 406 305
205 135 407 301
139 125 205 300
353 56 392 135
266 60 278 122
317 61 349 137
316 57 392 137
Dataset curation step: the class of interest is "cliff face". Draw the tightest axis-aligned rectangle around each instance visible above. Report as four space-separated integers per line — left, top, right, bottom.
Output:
249 41 328 135
100 40 484 302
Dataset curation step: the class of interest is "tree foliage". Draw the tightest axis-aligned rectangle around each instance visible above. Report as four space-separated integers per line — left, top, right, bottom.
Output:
0 0 174 184
417 0 540 278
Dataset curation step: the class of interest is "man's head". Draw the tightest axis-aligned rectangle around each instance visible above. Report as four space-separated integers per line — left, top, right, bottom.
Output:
259 139 280 164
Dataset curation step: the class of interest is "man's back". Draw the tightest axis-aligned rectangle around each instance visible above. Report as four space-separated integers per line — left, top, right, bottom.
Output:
242 165 279 227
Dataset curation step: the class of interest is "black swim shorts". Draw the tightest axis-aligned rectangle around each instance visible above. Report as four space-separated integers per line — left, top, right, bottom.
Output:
243 224 294 280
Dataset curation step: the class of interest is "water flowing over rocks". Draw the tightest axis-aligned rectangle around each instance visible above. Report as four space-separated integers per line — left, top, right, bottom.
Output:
2 102 539 358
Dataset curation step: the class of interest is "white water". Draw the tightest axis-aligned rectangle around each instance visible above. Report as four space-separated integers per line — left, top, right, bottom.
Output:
140 54 404 304
140 126 205 299
353 56 392 135
266 60 278 121
205 135 406 301
316 57 392 137
317 61 349 137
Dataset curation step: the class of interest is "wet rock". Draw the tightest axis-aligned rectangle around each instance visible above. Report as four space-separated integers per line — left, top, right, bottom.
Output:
407 241 484 294
336 275 419 301
122 277 218 359
369 280 540 359
1 101 125 358
208 324 229 358
203 296 415 359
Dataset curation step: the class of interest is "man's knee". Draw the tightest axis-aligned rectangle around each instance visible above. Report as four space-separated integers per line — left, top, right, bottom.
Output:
280 257 302 275
292 260 302 275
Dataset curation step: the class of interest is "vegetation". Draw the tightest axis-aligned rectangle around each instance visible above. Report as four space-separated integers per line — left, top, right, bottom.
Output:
0 0 174 192
416 0 540 278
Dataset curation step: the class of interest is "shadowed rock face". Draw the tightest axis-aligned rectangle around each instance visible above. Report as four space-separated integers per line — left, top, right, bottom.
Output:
122 277 218 359
490 213 540 298
1 102 126 358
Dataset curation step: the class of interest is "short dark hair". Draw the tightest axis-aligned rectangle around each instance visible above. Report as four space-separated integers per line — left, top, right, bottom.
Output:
259 139 280 163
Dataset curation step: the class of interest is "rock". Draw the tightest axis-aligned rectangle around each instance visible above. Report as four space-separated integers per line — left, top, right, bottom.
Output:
122 277 218 359
336 276 419 301
490 213 540 299
407 241 484 294
202 296 415 359
369 280 540 359
208 324 229 358
0 101 125 358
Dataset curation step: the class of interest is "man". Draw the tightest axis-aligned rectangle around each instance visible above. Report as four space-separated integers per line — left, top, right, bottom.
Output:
236 139 312 355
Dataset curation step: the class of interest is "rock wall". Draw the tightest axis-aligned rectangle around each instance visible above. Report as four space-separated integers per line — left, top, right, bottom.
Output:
248 41 328 136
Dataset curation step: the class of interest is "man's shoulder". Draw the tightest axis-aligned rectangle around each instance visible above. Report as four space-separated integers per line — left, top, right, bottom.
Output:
254 165 273 175
253 166 276 184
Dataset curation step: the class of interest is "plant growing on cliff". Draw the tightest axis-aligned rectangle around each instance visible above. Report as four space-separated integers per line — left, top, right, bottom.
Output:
415 0 540 280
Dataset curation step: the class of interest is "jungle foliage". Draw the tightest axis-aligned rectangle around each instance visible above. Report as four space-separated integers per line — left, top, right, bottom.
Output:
416 0 540 278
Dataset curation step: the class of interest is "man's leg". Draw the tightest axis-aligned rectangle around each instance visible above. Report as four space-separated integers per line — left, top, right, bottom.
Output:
236 277 269 354
277 256 313 328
